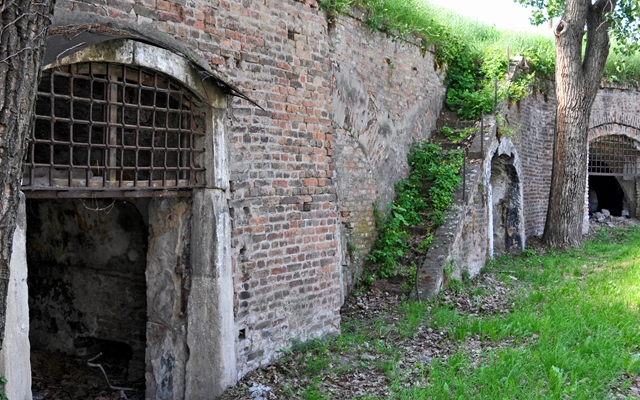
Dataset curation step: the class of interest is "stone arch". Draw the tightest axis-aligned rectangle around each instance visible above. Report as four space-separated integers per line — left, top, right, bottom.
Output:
485 138 525 257
588 122 640 143
5 39 236 399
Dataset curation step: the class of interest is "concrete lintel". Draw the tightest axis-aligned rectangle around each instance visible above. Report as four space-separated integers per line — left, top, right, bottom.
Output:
0 194 32 400
44 39 226 109
185 189 236 398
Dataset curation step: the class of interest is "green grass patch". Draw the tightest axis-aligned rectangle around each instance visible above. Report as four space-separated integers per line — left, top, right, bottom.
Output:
264 227 640 399
406 227 640 399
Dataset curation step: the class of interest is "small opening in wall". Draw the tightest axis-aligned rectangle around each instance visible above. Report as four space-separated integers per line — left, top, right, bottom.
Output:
288 29 296 41
238 328 246 340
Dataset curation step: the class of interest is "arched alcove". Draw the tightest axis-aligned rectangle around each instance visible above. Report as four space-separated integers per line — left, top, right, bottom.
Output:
588 175 627 216
588 134 640 219
485 139 525 258
490 154 523 255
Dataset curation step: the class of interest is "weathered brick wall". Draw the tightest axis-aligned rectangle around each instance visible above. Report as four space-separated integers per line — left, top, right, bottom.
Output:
48 0 449 381
504 92 556 237
51 0 341 378
330 12 446 289
590 84 640 141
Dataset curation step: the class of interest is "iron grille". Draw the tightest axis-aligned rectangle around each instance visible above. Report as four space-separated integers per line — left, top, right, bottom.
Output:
22 62 206 195
588 134 640 177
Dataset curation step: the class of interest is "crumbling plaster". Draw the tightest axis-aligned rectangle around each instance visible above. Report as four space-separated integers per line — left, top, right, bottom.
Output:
485 138 525 258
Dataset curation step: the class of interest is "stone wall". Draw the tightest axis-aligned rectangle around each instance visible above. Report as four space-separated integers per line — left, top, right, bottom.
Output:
417 119 496 297
503 82 640 238
417 78 640 298
27 0 640 394
16 0 451 391
330 12 446 290
146 197 192 399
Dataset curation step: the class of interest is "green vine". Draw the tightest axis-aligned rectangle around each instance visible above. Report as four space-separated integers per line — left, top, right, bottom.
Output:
318 0 556 120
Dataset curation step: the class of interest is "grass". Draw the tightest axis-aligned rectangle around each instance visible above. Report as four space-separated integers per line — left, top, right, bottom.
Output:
320 0 640 118
257 226 640 399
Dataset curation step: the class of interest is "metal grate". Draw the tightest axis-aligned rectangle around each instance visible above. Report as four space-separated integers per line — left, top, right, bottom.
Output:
588 135 640 177
22 62 206 196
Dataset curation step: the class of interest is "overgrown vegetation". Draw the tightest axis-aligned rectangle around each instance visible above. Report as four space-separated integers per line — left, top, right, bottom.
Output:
222 226 640 399
366 142 462 279
319 0 640 120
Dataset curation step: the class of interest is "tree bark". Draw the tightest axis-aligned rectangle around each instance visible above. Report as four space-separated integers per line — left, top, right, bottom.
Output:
544 0 614 248
0 0 54 348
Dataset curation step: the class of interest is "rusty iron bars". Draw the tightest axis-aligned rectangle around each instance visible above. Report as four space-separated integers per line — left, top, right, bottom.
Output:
22 62 207 195
588 135 640 177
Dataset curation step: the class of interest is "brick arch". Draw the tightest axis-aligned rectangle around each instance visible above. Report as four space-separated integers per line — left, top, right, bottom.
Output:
588 122 640 143
584 122 640 230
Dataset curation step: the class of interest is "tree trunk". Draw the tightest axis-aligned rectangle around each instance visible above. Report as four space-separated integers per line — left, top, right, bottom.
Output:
544 0 614 248
0 0 54 348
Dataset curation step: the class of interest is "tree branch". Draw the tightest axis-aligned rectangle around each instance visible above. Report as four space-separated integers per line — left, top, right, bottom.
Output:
583 0 615 92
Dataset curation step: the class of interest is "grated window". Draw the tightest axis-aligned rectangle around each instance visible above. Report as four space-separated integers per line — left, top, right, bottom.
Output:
589 134 640 177
22 62 206 196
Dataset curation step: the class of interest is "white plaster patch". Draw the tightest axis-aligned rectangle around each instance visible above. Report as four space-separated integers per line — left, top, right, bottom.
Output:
0 195 32 400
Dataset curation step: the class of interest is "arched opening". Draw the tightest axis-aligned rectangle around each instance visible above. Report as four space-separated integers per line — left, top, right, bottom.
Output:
588 134 640 219
489 154 523 256
0 39 235 399
588 175 627 216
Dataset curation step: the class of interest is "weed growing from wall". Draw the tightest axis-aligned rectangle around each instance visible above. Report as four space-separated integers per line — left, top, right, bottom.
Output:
366 142 462 278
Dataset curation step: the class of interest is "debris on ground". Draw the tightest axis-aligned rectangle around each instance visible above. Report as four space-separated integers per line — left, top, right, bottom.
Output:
31 348 144 400
219 269 518 400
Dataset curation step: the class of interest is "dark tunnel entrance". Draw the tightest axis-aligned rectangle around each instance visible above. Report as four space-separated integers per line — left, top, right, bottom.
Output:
27 198 148 397
588 175 627 217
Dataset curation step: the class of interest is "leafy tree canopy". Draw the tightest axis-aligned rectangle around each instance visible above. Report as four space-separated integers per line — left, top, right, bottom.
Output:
515 0 640 57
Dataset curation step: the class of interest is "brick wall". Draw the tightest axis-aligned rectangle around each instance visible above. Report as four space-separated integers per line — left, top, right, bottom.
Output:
504 92 556 237
590 84 640 141
505 82 640 239
51 0 341 378
330 12 446 289
48 0 449 380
